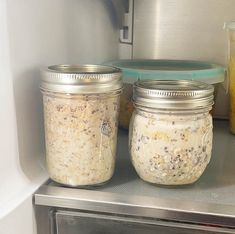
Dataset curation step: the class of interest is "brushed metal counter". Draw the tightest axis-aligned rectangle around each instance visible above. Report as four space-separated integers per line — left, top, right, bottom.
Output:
34 120 235 228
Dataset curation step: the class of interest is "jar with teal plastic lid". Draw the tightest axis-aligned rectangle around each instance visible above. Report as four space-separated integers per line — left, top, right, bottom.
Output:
105 59 225 129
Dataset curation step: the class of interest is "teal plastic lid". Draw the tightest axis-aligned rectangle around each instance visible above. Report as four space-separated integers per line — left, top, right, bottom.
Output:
105 59 225 84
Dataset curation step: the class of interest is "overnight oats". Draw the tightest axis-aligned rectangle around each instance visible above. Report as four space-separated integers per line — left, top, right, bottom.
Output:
129 80 214 185
40 65 122 187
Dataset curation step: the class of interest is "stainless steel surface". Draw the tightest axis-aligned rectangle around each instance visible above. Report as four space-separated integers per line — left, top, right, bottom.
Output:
133 0 233 117
120 0 133 43
55 210 235 234
41 64 122 94
34 206 52 234
133 0 235 65
34 120 235 228
133 80 214 110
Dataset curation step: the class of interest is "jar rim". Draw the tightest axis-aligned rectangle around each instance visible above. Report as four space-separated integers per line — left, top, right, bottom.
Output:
133 80 214 110
40 64 123 94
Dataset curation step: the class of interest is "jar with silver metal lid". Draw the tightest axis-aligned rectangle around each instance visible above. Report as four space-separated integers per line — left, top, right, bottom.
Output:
129 80 214 185
40 64 122 187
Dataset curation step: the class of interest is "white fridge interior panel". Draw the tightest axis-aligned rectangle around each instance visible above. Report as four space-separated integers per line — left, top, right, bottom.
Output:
5 0 120 180
0 196 37 234
6 0 118 181
65 0 120 64
0 0 47 220
0 0 120 229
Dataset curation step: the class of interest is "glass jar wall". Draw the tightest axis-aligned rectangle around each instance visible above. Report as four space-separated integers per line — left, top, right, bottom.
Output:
40 65 122 187
129 80 214 186
42 91 120 186
129 109 212 185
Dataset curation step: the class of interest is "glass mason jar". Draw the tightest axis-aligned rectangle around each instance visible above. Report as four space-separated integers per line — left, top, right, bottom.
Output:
129 80 214 185
40 65 122 187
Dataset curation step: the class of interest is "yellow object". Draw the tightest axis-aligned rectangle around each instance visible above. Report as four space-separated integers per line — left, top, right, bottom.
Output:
227 24 235 134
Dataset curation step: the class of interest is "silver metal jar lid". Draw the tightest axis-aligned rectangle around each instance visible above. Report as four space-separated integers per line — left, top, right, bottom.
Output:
133 80 214 110
40 64 122 94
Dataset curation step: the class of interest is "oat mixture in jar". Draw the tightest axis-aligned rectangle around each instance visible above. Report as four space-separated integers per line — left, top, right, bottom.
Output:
40 65 122 187
129 80 214 185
